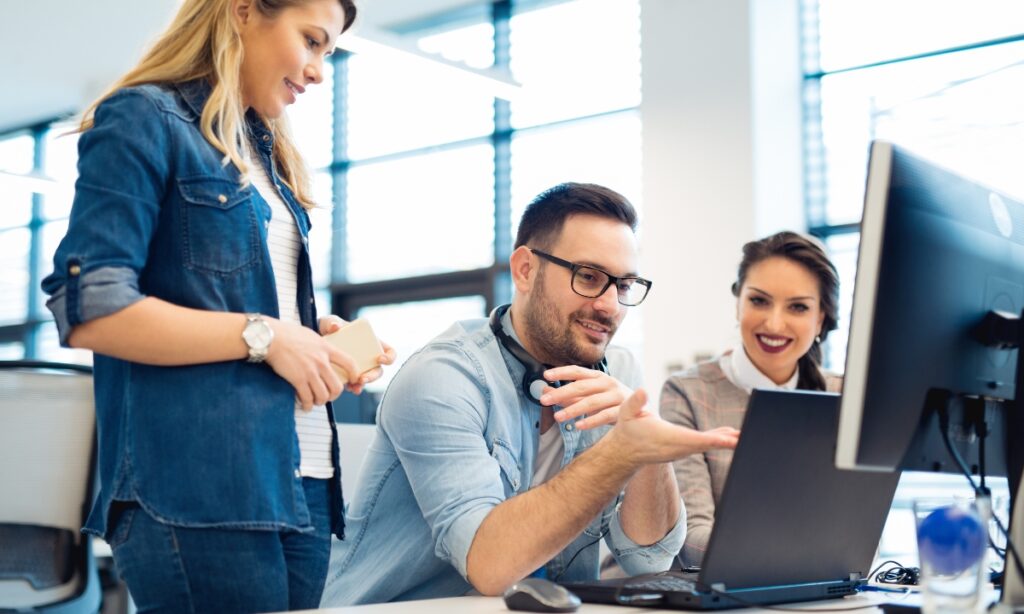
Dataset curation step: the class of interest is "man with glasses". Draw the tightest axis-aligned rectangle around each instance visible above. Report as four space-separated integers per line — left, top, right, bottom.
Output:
321 183 739 605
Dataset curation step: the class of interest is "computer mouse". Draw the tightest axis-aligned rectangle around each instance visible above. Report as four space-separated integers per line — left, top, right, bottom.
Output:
502 577 581 613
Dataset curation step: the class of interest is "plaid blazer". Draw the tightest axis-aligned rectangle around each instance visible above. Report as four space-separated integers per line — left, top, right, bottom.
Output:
660 356 842 566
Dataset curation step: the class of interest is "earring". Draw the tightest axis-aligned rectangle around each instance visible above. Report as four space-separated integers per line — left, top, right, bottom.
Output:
815 335 821 344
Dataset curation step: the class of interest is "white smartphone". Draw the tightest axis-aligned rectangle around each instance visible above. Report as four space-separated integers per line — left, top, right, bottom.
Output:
323 318 384 381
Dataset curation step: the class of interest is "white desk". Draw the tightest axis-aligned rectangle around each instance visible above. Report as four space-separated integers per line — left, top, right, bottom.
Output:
292 593 892 613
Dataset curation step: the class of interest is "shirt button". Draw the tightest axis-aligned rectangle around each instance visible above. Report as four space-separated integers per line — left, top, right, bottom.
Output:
217 194 227 204
263 135 271 142
69 264 81 276
294 469 301 479
309 297 315 305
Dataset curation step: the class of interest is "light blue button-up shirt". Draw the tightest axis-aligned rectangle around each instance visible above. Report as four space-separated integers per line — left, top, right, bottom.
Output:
321 312 685 605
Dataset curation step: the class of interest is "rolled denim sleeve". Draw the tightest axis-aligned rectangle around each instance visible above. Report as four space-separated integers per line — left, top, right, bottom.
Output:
608 498 686 575
40 89 168 345
45 267 145 346
377 342 506 580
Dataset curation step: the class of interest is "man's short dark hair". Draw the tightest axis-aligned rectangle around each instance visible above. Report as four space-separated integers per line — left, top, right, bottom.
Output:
513 182 638 250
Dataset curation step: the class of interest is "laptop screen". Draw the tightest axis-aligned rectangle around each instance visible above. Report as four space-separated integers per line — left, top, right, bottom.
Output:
698 389 900 589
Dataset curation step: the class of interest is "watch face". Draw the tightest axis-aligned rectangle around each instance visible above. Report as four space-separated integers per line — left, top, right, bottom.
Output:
244 319 272 348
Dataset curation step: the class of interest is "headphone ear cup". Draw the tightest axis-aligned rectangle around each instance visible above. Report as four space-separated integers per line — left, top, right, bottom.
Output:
525 375 557 404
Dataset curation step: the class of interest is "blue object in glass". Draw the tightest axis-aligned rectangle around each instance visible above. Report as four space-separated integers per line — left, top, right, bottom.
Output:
916 505 987 576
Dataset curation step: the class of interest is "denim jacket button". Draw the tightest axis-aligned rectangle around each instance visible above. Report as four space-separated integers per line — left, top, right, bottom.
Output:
262 135 271 142
294 469 301 479
68 264 81 276
217 194 227 204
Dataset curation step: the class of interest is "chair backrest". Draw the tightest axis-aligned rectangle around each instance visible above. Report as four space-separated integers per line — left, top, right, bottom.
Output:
0 360 100 611
336 423 376 498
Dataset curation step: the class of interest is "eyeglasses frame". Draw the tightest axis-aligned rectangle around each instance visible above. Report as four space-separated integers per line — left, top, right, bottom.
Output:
528 248 653 306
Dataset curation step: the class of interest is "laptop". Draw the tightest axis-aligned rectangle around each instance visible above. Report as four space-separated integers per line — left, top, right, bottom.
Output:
562 389 901 610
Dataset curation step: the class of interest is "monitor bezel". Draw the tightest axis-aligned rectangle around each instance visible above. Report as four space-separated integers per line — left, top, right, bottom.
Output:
835 140 894 472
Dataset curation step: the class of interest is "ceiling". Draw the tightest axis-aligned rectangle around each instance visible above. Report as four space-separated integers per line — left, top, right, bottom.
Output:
0 0 481 134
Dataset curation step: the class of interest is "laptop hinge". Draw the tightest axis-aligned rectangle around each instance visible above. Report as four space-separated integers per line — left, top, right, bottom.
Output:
710 583 727 592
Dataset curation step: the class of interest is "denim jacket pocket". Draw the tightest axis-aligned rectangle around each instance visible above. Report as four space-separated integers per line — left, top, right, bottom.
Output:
178 176 259 274
489 438 522 494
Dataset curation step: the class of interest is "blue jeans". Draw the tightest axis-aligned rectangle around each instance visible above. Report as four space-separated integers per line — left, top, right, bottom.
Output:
109 478 332 613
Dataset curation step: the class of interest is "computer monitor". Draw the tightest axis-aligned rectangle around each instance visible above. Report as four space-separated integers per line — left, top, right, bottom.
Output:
834 140 1024 606
835 140 1024 480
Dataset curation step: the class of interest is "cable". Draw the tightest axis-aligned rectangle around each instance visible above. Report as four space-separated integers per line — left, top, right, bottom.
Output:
936 406 1024 587
874 566 919 586
549 531 606 583
868 560 909 581
976 398 988 493
866 560 919 586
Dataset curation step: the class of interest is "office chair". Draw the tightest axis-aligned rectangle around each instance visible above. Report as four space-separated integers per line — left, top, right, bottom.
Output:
336 422 377 498
0 360 102 613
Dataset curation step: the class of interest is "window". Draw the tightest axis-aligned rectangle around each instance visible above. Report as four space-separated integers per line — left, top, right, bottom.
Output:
803 0 1021 562
4 0 645 420
344 23 495 160
357 296 488 393
331 0 645 411
0 128 60 362
0 228 32 324
509 0 641 129
345 144 496 282
803 0 1024 369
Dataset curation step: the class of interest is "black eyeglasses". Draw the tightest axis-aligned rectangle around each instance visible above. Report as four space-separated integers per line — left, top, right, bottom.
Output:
529 248 652 306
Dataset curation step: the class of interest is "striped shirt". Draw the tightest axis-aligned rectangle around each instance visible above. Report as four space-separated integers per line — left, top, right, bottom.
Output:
247 151 334 479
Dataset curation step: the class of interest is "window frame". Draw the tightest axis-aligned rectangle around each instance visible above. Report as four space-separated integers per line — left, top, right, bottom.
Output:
329 0 643 320
0 123 55 358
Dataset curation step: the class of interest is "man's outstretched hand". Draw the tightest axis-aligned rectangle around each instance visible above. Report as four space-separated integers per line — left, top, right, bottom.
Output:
607 388 740 465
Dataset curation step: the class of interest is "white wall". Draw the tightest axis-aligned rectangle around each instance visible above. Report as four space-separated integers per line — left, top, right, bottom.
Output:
639 0 805 392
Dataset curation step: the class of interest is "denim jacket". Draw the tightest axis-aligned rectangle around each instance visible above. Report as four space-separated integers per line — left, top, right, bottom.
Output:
320 313 685 605
40 80 345 540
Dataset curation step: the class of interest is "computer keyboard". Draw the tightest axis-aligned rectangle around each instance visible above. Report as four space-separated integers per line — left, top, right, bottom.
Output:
622 575 697 593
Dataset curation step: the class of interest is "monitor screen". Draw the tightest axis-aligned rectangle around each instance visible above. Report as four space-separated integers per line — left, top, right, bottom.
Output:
835 140 1024 475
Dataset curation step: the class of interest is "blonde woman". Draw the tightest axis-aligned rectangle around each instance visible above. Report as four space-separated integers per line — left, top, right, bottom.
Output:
41 0 394 610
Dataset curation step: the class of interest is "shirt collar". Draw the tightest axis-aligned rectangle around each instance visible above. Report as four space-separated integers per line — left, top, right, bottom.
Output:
172 79 274 149
174 79 211 117
500 308 526 350
719 343 798 394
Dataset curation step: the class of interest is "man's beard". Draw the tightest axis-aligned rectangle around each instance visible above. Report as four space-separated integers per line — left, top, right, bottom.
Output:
521 269 618 367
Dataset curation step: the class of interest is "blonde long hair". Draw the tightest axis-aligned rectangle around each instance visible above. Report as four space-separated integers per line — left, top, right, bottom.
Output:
79 0 356 210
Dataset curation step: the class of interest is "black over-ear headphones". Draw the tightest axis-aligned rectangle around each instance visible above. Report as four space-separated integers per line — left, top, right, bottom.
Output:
489 304 608 405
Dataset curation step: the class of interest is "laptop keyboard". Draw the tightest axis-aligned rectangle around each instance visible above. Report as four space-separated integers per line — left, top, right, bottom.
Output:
622 575 697 593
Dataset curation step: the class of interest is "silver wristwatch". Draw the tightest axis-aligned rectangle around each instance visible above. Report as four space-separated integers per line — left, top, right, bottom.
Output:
242 313 274 363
